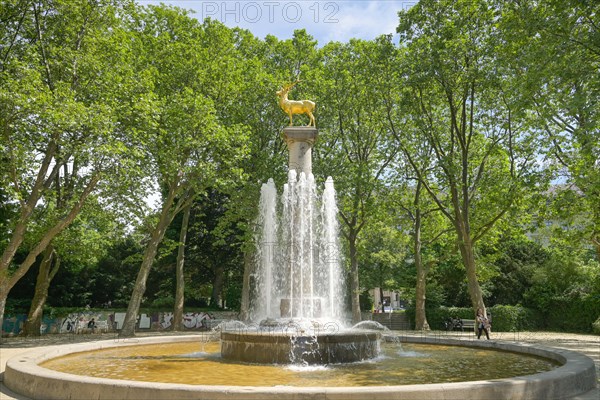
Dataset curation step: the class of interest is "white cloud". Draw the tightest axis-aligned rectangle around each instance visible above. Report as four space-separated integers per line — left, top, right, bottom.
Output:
318 1 410 43
136 1 416 44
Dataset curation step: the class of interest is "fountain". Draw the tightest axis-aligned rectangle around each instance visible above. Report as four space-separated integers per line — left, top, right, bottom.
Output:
221 124 380 365
3 87 597 399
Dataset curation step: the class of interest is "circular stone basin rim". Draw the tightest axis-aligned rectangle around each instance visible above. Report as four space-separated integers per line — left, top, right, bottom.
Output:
4 334 597 400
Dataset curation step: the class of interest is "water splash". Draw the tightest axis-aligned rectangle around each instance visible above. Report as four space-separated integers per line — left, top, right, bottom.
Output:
213 320 248 332
352 321 389 331
251 171 345 324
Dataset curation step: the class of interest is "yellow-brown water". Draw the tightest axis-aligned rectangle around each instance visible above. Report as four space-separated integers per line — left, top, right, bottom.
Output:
41 341 559 386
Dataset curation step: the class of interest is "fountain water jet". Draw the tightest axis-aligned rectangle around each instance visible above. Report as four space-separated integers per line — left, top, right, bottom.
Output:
222 126 380 365
250 170 345 322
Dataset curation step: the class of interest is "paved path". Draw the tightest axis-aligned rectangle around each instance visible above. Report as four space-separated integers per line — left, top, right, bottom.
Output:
1 331 598 399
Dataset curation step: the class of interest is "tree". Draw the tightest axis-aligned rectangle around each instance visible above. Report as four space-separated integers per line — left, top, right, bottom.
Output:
358 217 408 306
118 6 248 337
20 246 57 336
395 0 544 315
393 179 450 329
384 94 451 329
0 0 139 332
80 237 142 308
315 37 399 323
500 0 600 259
479 233 543 307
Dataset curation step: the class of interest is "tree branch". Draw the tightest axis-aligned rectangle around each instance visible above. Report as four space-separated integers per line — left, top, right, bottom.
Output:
32 0 54 92
7 172 101 288
472 206 510 243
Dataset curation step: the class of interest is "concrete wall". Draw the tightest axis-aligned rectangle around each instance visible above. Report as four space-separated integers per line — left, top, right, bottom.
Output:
1 310 238 336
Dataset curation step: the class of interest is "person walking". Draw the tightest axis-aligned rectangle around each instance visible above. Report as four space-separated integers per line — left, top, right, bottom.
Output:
476 308 490 340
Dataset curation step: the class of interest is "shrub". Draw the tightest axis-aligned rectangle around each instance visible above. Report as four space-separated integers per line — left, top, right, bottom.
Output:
150 296 175 308
407 305 541 332
593 317 600 335
406 306 473 330
545 296 600 333
489 305 541 331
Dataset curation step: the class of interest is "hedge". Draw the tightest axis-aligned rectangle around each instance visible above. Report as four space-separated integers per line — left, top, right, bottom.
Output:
406 305 542 332
544 296 600 333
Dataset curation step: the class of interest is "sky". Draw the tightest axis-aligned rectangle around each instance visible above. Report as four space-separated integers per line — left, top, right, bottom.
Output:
136 0 417 44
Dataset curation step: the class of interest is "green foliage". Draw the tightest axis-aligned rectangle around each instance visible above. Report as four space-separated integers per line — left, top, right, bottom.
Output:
523 249 599 318
482 234 547 306
593 317 600 335
498 0 600 256
544 296 600 333
151 296 175 308
489 305 542 332
225 282 242 310
62 238 142 308
358 220 409 290
359 290 374 312
429 246 470 307
407 305 541 332
4 298 31 315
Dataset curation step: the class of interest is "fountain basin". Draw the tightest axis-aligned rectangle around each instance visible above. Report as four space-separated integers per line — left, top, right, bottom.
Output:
4 334 597 400
221 330 380 364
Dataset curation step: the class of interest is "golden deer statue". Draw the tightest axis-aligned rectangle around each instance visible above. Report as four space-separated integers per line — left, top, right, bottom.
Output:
276 81 316 127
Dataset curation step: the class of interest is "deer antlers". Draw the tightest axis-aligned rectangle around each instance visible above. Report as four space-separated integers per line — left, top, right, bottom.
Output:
282 80 301 92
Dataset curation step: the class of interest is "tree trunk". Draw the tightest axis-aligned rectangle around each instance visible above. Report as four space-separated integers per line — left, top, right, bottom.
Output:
0 289 8 342
451 171 486 315
211 265 225 308
457 227 485 313
21 247 60 336
173 203 191 331
349 232 361 324
591 220 600 261
119 191 178 338
414 206 430 330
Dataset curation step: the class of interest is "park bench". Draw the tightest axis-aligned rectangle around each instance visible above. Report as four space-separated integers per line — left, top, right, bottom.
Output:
467 314 493 332
95 320 110 333
461 319 476 331
444 318 477 332
75 320 88 334
75 319 110 334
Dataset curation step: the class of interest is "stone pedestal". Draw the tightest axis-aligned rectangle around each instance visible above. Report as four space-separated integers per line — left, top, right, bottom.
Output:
221 330 381 365
282 127 318 175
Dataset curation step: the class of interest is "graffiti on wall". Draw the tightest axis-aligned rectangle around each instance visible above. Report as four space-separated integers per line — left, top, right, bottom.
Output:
2 310 223 336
